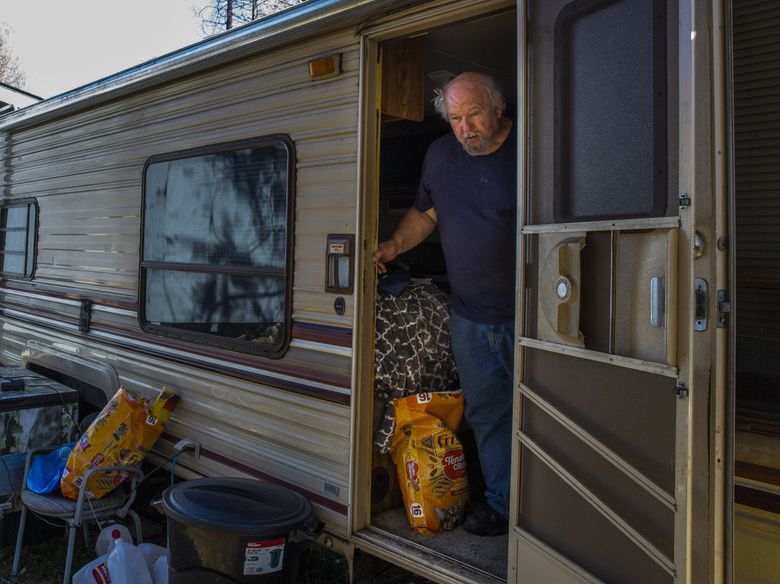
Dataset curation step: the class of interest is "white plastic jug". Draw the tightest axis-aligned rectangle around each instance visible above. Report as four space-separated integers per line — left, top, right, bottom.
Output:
95 523 133 556
72 555 110 584
151 555 169 584
73 540 167 584
106 539 153 584
138 543 169 577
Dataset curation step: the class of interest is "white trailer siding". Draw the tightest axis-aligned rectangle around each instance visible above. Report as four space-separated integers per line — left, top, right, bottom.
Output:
0 27 361 533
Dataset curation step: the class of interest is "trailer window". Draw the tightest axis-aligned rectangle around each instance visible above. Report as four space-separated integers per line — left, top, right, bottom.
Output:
139 136 294 357
0 200 37 279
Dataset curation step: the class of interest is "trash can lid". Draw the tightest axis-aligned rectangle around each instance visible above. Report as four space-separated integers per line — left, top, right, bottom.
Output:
162 477 314 536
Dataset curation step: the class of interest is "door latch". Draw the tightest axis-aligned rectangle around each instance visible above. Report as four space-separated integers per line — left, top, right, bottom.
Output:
717 289 731 328
694 278 708 331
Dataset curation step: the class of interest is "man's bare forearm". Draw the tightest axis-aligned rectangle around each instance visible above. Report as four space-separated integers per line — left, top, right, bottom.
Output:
373 207 437 272
390 207 437 254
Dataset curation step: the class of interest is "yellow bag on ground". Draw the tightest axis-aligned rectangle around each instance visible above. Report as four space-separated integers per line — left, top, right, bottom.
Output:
390 392 469 535
61 386 179 500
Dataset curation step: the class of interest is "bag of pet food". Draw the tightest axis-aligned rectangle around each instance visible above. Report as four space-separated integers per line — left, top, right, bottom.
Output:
61 386 179 500
390 392 469 535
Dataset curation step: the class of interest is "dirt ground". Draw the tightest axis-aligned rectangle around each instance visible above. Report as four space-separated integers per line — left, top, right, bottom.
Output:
0 508 418 584
0 528 420 583
0 469 422 583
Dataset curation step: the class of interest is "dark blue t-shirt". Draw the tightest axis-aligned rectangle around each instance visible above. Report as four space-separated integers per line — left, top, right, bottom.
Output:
414 126 517 323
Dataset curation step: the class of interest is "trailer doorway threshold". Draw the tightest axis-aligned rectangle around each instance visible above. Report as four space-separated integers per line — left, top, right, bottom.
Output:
353 509 506 584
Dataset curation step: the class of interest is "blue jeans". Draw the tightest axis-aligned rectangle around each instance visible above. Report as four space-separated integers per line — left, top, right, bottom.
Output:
450 312 514 518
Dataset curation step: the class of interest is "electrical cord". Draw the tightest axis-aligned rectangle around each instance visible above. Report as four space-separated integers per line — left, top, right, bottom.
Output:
45 382 83 433
86 495 106 531
27 449 182 530
88 449 180 501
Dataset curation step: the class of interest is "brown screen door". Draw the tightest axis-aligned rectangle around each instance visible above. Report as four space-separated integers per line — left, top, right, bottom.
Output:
508 0 720 582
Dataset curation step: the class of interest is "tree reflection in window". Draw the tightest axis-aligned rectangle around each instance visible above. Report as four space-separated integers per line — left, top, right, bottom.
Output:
141 137 294 355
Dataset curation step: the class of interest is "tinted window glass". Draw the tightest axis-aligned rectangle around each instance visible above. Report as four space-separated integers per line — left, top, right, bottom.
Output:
0 202 37 278
554 0 667 221
143 269 286 343
140 137 294 356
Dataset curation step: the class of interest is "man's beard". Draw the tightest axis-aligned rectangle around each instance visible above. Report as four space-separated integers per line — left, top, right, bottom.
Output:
461 132 490 155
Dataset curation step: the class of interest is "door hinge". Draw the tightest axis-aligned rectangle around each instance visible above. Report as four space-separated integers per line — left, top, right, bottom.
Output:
717 289 731 328
674 382 689 400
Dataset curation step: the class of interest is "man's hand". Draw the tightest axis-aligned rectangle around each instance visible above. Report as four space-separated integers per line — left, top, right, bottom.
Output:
372 207 437 274
373 239 401 274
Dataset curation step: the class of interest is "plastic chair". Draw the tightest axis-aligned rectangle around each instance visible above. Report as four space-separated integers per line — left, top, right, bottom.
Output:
11 444 144 584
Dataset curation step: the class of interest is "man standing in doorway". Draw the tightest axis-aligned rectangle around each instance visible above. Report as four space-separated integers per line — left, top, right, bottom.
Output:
374 72 516 536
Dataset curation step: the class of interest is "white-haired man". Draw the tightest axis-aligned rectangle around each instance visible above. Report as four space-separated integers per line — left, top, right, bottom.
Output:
374 72 515 536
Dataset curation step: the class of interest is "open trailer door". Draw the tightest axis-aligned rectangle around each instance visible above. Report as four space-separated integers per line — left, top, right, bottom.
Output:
509 0 725 582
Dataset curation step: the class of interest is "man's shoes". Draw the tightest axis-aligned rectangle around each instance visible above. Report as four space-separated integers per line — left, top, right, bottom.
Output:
462 503 508 536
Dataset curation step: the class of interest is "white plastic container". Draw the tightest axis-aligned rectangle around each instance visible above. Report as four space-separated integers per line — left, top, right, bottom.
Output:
95 523 133 556
106 539 153 584
72 555 111 584
74 538 162 584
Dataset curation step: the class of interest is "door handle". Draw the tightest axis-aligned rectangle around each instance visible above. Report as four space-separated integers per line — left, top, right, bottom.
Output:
650 277 664 327
538 232 586 347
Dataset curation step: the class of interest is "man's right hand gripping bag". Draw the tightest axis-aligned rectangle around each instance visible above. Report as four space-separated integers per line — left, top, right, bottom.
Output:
390 392 469 535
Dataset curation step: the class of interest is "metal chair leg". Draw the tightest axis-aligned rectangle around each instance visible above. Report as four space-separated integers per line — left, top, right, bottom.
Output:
11 504 28 576
62 523 78 584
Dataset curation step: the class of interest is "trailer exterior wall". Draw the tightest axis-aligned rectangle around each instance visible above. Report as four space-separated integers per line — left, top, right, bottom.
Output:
0 26 361 535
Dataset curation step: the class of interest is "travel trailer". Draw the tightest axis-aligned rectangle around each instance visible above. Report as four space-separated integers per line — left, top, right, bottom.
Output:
0 0 777 582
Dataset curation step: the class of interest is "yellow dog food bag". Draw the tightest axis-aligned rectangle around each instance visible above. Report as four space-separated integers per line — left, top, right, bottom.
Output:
390 392 469 535
61 386 179 500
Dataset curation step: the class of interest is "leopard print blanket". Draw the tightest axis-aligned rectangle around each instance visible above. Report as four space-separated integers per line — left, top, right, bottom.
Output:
373 283 460 453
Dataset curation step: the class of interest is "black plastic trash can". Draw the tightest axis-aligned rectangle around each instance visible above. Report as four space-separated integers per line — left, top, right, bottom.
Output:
162 477 320 583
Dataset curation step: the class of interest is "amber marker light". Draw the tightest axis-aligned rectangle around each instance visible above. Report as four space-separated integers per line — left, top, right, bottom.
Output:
308 54 341 80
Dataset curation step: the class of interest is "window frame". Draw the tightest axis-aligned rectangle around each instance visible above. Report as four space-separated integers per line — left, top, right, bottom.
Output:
0 198 38 280
138 135 296 358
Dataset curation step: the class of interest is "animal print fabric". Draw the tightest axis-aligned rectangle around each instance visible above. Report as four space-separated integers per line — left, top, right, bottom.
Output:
373 283 460 453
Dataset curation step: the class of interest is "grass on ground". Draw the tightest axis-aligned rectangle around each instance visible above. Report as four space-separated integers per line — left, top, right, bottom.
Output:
0 515 419 583
0 472 421 583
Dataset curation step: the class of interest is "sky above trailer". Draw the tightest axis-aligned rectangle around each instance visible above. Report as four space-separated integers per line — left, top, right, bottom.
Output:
2 0 205 99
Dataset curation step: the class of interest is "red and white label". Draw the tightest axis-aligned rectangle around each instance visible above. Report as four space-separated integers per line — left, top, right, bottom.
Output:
89 563 111 583
243 537 286 575
405 460 419 481
442 449 466 480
